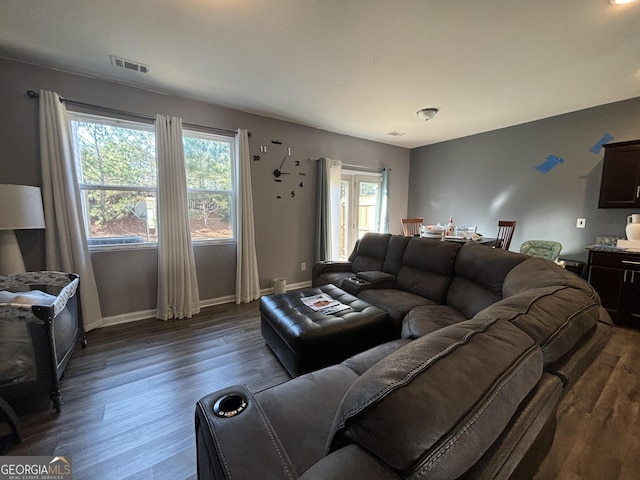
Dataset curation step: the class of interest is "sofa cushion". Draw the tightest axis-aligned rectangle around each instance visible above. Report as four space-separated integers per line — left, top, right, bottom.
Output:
341 339 412 375
446 242 529 318
351 233 392 272
381 235 411 275
395 238 460 303
357 288 436 328
458 372 564 480
503 256 598 300
256 365 360 476
473 285 600 365
316 271 356 289
446 277 502 320
545 310 612 390
300 444 402 480
401 305 467 339
328 319 543 480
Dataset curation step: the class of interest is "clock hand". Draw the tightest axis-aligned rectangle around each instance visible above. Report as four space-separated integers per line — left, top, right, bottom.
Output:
274 154 292 178
278 154 288 170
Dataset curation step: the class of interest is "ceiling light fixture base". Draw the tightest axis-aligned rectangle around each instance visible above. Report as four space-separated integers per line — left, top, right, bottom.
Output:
416 108 439 121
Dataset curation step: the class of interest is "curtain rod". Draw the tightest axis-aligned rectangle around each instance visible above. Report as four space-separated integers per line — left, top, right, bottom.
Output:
309 158 389 173
26 90 248 138
343 163 383 173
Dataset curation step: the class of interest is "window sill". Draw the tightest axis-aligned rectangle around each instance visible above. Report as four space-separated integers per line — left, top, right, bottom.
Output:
88 238 235 253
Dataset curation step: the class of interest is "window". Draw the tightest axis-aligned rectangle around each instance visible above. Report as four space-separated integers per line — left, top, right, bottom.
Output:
339 172 382 260
183 130 235 241
70 113 236 248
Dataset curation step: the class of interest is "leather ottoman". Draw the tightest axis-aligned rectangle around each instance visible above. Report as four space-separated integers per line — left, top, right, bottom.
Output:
260 284 392 377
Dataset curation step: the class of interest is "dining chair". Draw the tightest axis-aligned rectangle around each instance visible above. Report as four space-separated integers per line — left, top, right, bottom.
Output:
401 217 423 236
494 220 516 250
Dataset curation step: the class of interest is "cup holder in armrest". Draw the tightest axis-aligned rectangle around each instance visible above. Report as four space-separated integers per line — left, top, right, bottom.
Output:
213 393 248 418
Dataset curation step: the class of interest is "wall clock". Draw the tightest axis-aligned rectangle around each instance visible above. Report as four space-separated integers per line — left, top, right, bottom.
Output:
272 144 305 199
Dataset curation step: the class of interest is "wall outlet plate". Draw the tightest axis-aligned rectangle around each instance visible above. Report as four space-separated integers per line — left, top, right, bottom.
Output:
576 218 586 228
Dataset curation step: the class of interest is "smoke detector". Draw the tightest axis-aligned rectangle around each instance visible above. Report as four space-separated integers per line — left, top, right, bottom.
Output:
110 55 150 74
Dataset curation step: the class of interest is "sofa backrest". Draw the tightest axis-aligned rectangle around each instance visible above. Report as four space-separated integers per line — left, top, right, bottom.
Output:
327 318 543 480
473 285 600 366
395 238 460 303
351 233 392 272
381 235 411 275
447 242 529 318
503 256 599 301
474 256 603 366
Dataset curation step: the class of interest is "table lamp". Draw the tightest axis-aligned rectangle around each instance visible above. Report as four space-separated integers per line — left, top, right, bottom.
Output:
0 184 46 275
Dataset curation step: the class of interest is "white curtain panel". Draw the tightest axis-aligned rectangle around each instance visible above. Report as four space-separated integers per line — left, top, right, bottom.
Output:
235 128 261 304
38 90 103 331
155 114 200 320
328 159 342 260
377 167 390 233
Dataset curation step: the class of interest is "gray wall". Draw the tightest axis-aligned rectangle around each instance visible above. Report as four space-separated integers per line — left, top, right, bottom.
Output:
409 97 640 263
0 58 410 319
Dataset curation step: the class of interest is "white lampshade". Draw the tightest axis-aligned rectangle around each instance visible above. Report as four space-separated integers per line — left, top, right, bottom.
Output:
0 184 46 275
0 184 46 230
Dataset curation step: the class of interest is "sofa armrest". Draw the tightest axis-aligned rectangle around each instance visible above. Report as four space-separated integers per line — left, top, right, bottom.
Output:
313 261 352 275
341 271 396 295
195 385 297 480
356 271 395 287
300 444 401 480
312 261 353 285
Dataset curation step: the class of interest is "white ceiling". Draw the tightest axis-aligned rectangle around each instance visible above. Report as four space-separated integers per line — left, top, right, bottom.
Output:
1 0 639 148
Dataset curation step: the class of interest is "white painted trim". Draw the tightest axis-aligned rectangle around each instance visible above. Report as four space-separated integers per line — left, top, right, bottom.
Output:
200 295 237 309
261 280 312 296
99 281 313 328
101 308 156 327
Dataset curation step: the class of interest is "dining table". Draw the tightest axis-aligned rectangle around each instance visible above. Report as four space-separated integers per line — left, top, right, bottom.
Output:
419 233 497 247
442 236 497 246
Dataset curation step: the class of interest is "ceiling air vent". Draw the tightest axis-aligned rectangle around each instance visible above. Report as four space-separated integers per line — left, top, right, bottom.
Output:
386 131 406 137
110 55 150 74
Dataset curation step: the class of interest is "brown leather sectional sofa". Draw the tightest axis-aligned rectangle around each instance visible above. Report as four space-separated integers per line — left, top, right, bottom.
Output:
195 233 611 479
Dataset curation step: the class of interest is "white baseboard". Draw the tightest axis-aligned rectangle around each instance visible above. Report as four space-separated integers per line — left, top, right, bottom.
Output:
263 280 312 294
99 281 313 328
100 308 157 327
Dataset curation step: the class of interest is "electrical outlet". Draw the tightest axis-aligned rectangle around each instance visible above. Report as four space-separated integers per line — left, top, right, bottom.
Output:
301 262 306 271
576 218 586 228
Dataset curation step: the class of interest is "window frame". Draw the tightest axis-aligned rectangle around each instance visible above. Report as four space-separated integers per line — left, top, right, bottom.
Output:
182 128 237 246
68 112 237 250
339 170 383 260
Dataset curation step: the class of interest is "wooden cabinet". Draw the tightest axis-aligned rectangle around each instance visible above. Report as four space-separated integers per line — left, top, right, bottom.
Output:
598 140 640 208
588 249 640 328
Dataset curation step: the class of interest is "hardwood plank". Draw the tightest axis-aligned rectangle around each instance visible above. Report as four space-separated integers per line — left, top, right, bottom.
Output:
534 326 640 480
2 301 639 480
3 302 288 479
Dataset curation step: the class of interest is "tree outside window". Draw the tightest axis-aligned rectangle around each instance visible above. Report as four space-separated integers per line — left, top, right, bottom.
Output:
70 113 236 247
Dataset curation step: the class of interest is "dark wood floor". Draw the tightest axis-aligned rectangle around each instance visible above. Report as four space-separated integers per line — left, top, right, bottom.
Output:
533 324 640 480
2 301 639 479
